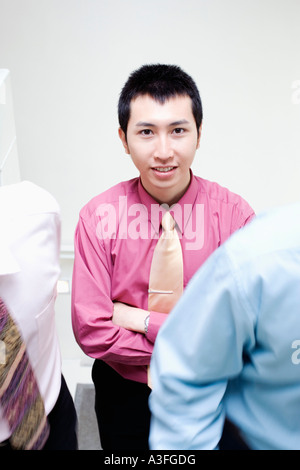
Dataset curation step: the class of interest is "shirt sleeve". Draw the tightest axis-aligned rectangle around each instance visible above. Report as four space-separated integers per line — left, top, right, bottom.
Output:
71 214 153 366
231 198 256 232
147 311 169 343
149 245 255 450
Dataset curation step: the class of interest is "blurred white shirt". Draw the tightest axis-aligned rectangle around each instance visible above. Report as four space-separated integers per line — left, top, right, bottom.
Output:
0 181 62 443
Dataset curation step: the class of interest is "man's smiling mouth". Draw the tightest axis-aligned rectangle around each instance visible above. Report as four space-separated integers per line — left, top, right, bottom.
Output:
153 167 176 172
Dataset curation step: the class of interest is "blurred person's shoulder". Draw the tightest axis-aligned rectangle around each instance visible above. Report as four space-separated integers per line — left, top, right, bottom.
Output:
0 181 60 216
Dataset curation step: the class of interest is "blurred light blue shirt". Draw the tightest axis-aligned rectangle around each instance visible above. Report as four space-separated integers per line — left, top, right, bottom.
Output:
149 202 300 450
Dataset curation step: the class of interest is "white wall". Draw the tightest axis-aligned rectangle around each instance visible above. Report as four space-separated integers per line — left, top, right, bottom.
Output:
0 70 20 185
0 0 300 359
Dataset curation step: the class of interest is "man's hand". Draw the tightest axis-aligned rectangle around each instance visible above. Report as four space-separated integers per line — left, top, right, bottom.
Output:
112 301 149 334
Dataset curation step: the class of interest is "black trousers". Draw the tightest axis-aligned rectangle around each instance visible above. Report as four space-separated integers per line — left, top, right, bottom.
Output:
92 359 151 450
219 419 250 450
0 375 78 451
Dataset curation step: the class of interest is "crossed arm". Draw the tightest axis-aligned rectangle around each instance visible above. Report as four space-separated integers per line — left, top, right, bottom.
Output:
112 301 149 334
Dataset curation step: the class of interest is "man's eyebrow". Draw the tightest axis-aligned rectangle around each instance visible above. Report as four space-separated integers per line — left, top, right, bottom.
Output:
135 121 156 127
135 119 191 127
169 119 190 126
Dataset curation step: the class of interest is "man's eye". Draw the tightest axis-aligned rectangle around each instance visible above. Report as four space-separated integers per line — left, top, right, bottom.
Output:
141 129 153 136
173 128 185 134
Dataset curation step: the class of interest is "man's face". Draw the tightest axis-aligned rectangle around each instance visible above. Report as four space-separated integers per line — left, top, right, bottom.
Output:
119 94 201 205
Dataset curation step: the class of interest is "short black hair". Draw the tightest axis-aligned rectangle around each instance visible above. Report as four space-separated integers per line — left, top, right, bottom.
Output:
118 64 203 138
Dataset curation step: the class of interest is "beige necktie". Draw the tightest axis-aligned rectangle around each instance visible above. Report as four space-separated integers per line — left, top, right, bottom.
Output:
147 211 184 387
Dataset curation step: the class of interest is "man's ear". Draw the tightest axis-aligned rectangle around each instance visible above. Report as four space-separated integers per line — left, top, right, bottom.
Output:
196 123 202 149
118 128 130 154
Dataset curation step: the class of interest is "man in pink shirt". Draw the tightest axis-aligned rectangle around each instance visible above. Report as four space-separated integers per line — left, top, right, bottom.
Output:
71 64 255 450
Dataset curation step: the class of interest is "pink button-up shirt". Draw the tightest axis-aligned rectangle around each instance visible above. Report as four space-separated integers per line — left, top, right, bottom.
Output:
71 172 255 383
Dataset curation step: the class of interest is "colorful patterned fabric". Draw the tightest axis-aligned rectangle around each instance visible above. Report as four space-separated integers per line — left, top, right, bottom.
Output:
0 298 49 450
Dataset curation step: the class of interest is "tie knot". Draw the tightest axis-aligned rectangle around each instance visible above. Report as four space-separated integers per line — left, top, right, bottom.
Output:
162 212 175 232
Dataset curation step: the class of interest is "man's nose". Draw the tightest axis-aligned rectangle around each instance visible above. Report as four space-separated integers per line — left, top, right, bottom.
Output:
153 135 174 160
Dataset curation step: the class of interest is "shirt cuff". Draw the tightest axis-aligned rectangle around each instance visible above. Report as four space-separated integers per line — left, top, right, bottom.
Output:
146 311 168 343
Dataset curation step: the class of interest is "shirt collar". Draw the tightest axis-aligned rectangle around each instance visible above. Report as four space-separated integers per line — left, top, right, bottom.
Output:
137 170 198 235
